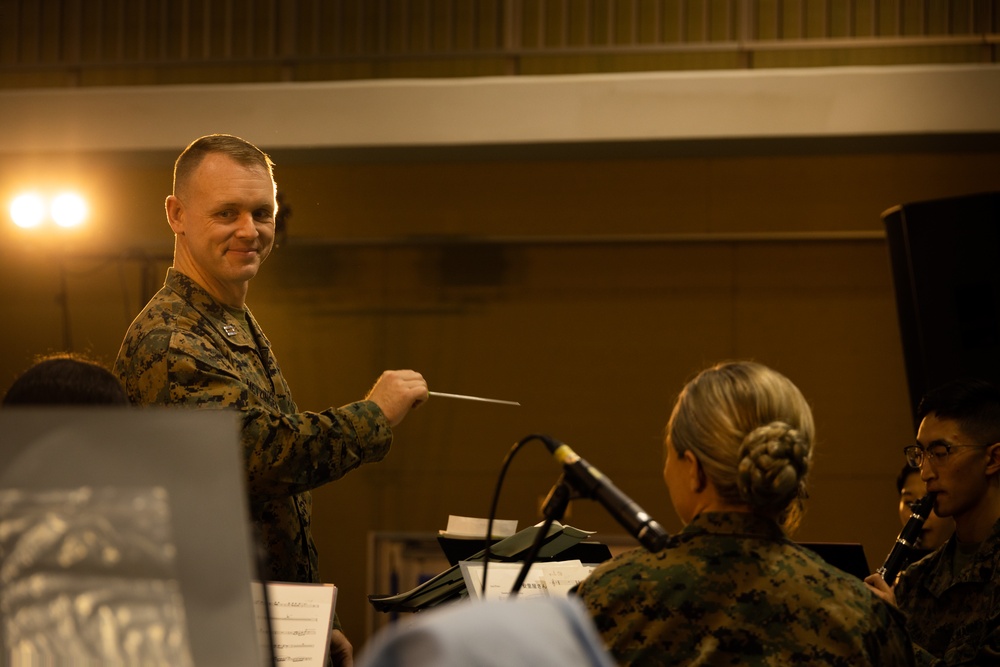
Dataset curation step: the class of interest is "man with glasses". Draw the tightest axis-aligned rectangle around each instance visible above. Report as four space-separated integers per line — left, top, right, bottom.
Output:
865 378 1000 665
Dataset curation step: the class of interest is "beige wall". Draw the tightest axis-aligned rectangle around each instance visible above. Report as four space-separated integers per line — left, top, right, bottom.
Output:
2 144 999 645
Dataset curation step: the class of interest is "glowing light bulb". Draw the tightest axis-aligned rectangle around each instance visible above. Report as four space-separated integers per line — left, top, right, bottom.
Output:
51 192 88 228
10 193 46 229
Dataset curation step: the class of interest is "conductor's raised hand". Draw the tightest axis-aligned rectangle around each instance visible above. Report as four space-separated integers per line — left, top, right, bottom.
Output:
365 369 429 427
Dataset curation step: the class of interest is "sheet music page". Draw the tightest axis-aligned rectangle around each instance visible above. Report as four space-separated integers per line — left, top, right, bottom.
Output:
460 560 594 601
252 581 337 665
543 561 597 597
369 522 596 613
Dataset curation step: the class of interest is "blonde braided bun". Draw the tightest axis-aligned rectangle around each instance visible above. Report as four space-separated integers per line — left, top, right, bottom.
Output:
737 422 810 517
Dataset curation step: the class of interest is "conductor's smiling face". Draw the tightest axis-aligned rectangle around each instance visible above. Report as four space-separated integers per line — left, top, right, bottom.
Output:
167 152 276 306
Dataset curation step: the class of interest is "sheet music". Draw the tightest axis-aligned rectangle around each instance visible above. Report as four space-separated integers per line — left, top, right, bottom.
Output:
459 560 595 601
368 522 596 613
252 581 337 665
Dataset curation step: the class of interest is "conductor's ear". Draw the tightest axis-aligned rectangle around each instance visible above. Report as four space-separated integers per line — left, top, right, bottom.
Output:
165 195 184 235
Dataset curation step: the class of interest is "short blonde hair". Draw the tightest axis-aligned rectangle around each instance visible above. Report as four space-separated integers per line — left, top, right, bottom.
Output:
173 133 275 197
667 361 814 531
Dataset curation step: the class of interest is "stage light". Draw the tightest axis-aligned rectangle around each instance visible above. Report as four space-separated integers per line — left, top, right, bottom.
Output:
8 190 89 231
51 192 88 228
10 192 46 229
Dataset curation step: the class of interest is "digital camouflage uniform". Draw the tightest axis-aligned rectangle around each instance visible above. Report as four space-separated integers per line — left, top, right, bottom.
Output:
894 516 1000 665
115 268 392 587
575 512 914 666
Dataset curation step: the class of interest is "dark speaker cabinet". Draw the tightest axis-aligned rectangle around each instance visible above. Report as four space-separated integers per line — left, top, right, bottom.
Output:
883 191 1000 427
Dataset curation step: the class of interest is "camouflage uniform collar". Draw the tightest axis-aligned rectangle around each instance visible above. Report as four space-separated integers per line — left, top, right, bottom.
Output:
936 514 1000 589
164 268 270 350
682 511 788 542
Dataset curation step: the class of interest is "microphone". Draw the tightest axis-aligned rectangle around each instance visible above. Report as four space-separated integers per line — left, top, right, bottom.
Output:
541 435 669 553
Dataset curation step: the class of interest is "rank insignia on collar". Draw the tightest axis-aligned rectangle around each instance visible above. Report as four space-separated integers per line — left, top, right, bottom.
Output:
223 324 238 336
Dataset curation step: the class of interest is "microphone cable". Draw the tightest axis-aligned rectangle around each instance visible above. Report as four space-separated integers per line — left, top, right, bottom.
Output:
481 433 547 599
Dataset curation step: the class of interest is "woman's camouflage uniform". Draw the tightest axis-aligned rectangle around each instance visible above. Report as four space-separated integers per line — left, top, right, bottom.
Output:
115 269 393 585
576 512 914 666
894 516 1000 666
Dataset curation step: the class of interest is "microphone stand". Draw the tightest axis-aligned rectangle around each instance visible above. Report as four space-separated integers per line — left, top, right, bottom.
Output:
510 474 575 596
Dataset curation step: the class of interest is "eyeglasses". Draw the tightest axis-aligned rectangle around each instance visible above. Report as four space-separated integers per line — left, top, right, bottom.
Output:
903 442 987 469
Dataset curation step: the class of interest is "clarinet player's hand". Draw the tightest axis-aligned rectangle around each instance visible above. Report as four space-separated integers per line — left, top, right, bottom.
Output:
863 572 898 607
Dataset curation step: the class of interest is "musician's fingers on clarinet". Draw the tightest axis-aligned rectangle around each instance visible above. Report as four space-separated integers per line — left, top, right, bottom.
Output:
863 574 898 606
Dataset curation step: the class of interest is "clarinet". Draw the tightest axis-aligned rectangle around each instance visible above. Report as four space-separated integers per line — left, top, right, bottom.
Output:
876 492 936 583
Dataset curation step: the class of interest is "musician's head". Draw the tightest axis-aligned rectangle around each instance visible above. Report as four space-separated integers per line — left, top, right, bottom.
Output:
3 353 128 406
664 361 814 532
912 378 1000 520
